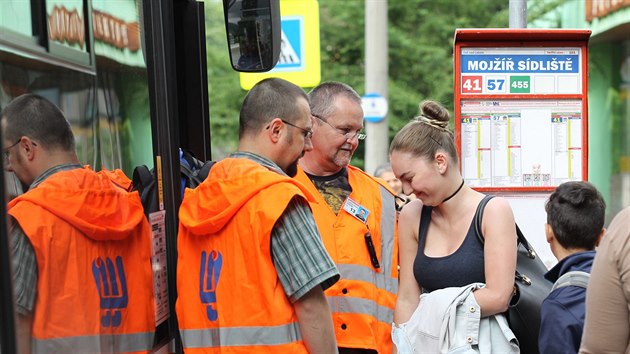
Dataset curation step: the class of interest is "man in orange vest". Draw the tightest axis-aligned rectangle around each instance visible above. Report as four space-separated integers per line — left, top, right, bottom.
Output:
2 94 156 353
295 82 399 354
176 77 340 353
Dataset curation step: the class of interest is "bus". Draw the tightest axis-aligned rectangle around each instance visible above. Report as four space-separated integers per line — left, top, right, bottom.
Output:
0 0 279 352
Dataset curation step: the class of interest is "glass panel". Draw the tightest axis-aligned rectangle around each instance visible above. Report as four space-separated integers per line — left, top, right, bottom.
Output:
92 0 145 68
47 0 88 54
0 0 33 37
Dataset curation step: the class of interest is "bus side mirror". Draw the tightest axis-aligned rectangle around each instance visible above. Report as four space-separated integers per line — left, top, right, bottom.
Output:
223 0 281 72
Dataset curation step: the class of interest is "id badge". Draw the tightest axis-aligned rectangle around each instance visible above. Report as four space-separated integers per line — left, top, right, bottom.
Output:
343 197 370 223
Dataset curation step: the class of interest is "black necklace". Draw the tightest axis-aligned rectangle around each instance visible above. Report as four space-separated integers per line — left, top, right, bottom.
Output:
442 179 465 203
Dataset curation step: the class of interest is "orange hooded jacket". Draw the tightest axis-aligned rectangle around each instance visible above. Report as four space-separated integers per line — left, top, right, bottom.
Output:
295 165 398 353
176 158 318 354
8 167 155 353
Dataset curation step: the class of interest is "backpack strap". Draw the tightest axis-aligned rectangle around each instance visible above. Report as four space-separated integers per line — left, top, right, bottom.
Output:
551 270 590 292
184 160 216 189
132 165 153 192
197 160 215 181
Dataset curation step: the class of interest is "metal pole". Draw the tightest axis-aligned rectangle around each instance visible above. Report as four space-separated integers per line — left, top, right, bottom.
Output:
141 0 183 351
0 172 16 354
364 0 389 175
509 0 528 28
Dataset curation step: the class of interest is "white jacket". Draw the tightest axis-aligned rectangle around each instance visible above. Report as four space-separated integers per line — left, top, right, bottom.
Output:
392 283 519 353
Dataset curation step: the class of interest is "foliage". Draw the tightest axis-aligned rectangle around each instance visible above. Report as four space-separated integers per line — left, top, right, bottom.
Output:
204 0 510 160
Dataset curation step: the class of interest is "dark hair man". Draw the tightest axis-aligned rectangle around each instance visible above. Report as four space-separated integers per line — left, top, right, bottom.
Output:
3 94 155 353
176 78 340 353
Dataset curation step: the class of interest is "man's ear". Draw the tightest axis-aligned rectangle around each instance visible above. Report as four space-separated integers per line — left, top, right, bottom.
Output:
545 223 554 244
595 227 606 247
266 118 283 143
21 137 37 161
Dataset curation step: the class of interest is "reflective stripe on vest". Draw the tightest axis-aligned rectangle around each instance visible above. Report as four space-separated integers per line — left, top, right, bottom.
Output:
327 296 394 324
180 322 302 349
32 331 153 353
337 264 398 295
378 184 397 280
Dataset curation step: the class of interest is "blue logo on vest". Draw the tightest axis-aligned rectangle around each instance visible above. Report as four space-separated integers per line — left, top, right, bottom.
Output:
199 250 223 321
91 256 129 327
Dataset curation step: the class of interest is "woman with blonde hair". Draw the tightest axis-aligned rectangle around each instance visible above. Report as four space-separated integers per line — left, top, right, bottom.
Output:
390 100 519 352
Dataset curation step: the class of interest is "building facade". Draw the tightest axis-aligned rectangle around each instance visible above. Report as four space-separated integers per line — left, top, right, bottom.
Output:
531 0 630 220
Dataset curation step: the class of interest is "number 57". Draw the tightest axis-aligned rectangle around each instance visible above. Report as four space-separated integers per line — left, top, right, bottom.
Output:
487 79 504 91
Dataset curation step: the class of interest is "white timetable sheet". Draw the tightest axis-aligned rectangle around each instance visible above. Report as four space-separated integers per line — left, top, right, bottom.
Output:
460 100 583 188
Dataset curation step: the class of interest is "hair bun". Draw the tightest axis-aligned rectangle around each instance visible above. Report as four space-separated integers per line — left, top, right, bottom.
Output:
420 100 450 123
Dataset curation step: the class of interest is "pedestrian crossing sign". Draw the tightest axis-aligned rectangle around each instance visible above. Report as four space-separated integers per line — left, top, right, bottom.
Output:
276 17 304 71
240 0 321 90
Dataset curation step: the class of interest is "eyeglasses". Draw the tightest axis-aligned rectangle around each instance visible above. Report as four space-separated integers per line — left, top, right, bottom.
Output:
281 119 313 139
3 139 21 163
312 114 367 141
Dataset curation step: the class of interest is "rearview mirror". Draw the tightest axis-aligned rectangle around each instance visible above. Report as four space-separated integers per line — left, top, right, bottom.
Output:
223 0 281 72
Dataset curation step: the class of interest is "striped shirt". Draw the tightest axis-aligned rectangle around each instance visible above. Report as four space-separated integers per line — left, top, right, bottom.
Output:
10 163 83 315
230 152 339 301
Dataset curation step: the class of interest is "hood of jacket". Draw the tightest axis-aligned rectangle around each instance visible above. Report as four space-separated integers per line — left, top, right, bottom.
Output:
8 167 146 241
179 157 316 236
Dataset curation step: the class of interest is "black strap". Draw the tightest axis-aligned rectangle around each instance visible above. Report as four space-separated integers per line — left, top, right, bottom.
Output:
473 194 537 259
132 165 153 191
473 195 494 244
197 161 216 183
181 160 215 189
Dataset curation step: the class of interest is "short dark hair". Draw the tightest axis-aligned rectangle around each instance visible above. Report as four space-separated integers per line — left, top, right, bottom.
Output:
308 81 361 120
545 181 606 250
1 93 75 152
239 78 308 138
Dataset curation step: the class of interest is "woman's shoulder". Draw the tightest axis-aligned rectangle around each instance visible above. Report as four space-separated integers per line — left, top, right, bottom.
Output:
481 194 514 217
400 198 423 219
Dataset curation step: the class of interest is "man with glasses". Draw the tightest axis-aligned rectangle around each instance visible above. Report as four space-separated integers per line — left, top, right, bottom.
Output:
2 94 155 353
176 77 340 353
295 81 398 354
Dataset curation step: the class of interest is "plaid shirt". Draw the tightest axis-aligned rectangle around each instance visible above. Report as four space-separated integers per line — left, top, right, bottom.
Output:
230 152 339 301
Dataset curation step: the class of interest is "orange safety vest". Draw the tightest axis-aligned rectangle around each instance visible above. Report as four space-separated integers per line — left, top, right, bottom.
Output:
8 167 155 354
177 158 317 354
295 166 398 353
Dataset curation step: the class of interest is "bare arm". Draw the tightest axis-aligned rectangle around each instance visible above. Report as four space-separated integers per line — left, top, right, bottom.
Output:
393 200 423 325
16 313 33 354
475 197 518 316
293 286 338 354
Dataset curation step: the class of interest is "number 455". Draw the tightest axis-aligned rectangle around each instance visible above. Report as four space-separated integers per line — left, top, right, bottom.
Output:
487 79 504 91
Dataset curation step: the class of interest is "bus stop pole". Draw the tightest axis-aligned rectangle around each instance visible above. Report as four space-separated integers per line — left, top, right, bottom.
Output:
509 0 528 28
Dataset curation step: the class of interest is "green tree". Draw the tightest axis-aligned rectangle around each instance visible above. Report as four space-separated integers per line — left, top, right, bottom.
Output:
205 0 510 163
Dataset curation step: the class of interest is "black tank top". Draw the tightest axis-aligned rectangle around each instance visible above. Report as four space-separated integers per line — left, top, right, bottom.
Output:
413 205 485 293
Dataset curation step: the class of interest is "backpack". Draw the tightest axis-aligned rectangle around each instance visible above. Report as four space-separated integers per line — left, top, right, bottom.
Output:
132 149 215 217
551 271 590 292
